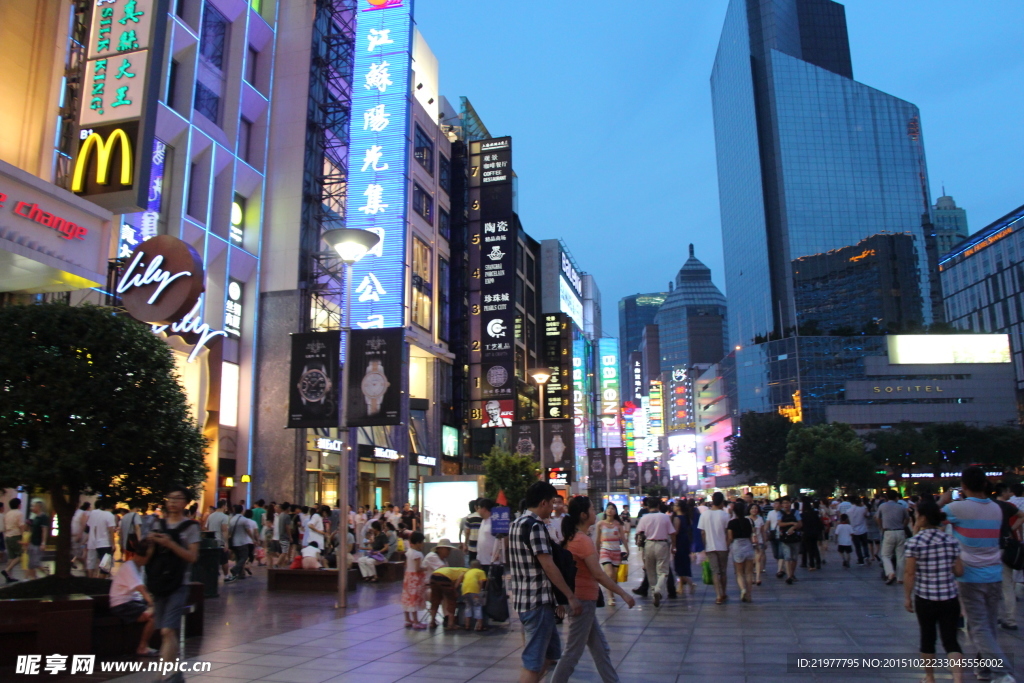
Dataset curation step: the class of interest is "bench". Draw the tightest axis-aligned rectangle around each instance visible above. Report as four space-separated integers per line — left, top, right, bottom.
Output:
0 595 94 666
91 582 204 658
267 568 358 592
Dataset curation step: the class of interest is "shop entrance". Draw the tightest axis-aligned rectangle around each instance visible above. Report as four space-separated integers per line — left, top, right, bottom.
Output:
358 460 393 511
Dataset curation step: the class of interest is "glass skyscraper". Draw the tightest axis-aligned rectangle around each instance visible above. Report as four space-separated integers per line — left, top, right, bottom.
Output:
618 292 667 383
711 0 937 347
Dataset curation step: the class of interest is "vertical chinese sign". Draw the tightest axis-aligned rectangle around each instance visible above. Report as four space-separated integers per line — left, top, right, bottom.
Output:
75 0 167 214
347 0 414 330
468 137 518 426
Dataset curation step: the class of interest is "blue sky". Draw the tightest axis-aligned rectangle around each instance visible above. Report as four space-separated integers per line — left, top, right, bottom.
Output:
415 0 1024 336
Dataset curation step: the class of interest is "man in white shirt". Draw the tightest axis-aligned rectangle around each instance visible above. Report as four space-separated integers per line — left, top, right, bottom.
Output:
475 499 500 570
765 499 784 578
306 506 326 549
845 497 869 565
71 502 91 572
545 495 567 546
3 498 27 583
204 499 231 581
227 506 259 580
86 500 117 578
636 496 676 607
697 492 731 603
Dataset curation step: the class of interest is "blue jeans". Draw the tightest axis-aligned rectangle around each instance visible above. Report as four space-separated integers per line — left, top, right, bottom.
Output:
519 604 561 673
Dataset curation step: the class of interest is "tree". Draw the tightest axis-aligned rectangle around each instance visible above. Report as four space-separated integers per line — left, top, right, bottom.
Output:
0 304 208 579
779 422 878 496
726 411 794 490
482 446 540 510
863 422 932 476
920 422 991 471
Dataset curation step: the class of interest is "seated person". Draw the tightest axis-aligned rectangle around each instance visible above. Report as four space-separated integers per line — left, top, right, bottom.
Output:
108 539 157 656
301 541 324 569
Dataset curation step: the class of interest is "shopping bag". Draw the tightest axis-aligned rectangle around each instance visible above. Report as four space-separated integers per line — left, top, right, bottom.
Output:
701 560 713 585
617 563 629 583
484 565 509 623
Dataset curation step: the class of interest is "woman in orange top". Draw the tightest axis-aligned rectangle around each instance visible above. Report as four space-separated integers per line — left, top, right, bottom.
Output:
551 497 636 683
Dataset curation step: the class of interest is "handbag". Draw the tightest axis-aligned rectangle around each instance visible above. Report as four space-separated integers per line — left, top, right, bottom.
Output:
484 565 509 622
701 560 713 585
1003 537 1024 571
617 562 629 582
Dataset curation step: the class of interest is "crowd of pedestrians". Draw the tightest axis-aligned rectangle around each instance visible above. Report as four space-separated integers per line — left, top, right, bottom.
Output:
1 470 1021 683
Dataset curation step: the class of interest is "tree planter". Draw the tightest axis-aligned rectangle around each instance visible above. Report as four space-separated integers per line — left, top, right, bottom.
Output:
0 594 93 666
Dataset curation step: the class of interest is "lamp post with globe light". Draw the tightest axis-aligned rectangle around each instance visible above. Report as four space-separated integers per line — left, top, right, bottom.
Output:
321 227 380 609
530 368 551 473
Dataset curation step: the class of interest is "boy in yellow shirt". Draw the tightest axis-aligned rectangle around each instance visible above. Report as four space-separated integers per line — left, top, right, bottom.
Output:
461 560 488 631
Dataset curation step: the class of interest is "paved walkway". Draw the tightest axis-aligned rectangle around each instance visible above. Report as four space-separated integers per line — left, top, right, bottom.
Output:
105 543 1023 683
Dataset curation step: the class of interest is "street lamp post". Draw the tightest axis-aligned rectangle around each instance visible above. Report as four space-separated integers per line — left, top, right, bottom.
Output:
322 227 380 610
530 368 552 474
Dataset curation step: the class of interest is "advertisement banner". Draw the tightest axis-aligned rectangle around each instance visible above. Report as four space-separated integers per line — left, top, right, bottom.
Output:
288 331 341 428
640 461 657 489
490 506 511 535
346 327 403 426
512 422 540 461
480 399 514 428
541 419 575 472
626 461 639 490
609 447 628 488
587 448 607 491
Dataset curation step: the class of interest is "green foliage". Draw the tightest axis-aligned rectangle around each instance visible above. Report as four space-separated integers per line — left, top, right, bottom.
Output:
482 445 540 509
780 422 877 496
863 422 933 474
0 304 208 577
865 422 1024 475
726 411 794 489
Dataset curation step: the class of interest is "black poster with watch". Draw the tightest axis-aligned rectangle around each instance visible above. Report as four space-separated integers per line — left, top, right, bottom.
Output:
288 331 341 428
346 327 403 427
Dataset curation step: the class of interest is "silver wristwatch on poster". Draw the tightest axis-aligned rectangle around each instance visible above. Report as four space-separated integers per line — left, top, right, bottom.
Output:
361 359 390 415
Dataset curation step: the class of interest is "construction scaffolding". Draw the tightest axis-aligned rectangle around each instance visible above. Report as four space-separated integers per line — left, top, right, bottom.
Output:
53 0 91 190
303 0 357 332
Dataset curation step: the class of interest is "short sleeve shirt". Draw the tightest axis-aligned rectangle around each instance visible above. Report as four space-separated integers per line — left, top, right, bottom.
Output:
508 511 555 613
566 533 599 601
110 560 145 607
4 509 24 539
697 508 730 551
905 528 960 601
943 498 1002 583
29 514 51 547
727 517 754 540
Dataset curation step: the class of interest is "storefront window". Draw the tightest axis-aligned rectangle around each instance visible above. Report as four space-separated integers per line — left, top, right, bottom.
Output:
412 237 432 330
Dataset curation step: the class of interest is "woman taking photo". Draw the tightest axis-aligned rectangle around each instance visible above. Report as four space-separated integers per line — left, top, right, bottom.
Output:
747 503 766 585
551 497 636 683
596 502 626 605
673 500 696 596
903 499 963 683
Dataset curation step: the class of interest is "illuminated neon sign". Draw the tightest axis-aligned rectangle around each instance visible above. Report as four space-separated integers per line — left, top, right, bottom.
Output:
72 129 133 193
347 2 413 329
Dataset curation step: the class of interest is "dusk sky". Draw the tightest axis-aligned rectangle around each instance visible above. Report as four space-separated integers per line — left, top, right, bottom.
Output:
415 0 1024 335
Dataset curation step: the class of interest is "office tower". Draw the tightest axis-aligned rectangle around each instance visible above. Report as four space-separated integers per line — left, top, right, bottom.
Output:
933 193 969 257
712 0 936 346
618 292 667 385
652 244 728 374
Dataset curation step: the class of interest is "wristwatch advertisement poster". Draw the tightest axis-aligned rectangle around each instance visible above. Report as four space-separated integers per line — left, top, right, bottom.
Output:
540 419 574 477
626 461 640 489
346 327 402 427
609 447 628 488
511 421 540 460
587 448 607 490
287 331 341 428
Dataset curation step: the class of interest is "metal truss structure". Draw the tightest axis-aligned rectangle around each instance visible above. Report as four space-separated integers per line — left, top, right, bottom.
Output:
302 0 357 332
54 0 91 190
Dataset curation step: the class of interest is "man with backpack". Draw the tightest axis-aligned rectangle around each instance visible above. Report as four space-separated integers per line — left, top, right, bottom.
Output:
146 484 200 681
508 481 581 683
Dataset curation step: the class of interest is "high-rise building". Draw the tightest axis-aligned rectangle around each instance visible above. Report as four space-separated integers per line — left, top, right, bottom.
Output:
940 203 1024 391
618 292 666 385
711 0 936 347
933 193 969 257
652 244 728 374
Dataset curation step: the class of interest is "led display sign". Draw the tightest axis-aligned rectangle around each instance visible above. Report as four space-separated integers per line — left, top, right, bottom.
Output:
347 2 413 330
888 334 1010 365
598 338 621 448
441 425 459 457
224 278 243 339
559 275 584 329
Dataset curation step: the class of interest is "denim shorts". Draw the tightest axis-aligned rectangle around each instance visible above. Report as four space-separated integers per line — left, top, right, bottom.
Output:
519 605 561 672
781 541 801 561
152 584 190 631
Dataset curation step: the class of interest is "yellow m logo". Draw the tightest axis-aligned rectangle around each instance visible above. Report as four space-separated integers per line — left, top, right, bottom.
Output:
72 129 133 193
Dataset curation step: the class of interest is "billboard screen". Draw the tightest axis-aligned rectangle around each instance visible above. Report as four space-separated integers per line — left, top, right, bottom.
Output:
888 334 1011 365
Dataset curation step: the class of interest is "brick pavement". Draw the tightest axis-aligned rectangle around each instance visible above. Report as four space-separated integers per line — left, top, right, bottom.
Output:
105 545 1021 683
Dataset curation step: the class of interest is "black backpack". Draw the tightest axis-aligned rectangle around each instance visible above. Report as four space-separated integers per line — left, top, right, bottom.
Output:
146 518 198 597
522 517 576 605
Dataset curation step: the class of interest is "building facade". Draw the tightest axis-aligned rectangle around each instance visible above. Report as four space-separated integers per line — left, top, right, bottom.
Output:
617 292 666 385
711 0 937 348
940 203 1024 392
933 194 969 257
652 244 727 374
